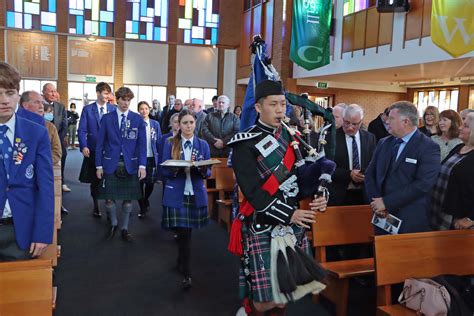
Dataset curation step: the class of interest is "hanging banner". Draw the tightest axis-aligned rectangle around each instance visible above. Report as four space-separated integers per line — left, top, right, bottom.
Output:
431 0 474 57
290 0 332 71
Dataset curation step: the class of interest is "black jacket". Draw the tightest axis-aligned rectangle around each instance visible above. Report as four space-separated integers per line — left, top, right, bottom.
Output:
368 115 389 142
201 111 240 157
328 128 377 205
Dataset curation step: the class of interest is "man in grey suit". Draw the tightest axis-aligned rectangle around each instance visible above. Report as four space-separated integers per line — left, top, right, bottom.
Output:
190 98 207 138
42 83 69 193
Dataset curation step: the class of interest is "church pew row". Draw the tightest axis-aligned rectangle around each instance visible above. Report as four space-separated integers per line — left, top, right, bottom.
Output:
0 259 55 315
300 201 375 316
215 167 237 231
375 229 474 316
205 158 228 219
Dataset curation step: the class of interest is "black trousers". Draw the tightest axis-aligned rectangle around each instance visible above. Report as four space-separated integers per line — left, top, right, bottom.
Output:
175 228 192 278
0 223 30 262
61 142 67 183
138 182 154 211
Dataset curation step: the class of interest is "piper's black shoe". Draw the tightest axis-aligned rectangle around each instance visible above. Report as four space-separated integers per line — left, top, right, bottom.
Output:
121 229 133 242
182 277 192 290
107 225 117 239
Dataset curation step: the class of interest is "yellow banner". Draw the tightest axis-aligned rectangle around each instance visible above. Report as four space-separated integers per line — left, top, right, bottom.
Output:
431 0 474 57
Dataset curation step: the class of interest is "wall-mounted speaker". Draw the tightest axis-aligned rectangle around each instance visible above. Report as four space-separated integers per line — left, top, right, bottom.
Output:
376 0 410 13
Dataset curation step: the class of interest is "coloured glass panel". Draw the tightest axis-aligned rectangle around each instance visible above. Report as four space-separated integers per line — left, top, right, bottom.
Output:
69 0 114 37
6 0 57 32
178 0 219 45
343 0 369 16
125 0 168 41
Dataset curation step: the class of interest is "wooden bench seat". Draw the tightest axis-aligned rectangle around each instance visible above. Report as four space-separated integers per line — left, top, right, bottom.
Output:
301 200 374 316
374 230 474 315
217 199 232 231
205 158 228 218
0 259 54 315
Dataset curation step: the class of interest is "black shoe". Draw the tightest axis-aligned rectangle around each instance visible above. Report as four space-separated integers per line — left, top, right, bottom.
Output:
121 229 132 242
182 277 192 290
107 225 117 239
138 208 147 219
93 209 102 218
61 206 69 215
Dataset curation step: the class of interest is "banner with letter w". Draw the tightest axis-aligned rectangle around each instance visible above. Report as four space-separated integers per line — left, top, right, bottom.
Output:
290 0 332 71
431 0 474 57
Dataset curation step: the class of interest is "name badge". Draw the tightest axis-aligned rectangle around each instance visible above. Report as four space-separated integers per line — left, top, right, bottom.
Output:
126 128 138 140
405 158 417 164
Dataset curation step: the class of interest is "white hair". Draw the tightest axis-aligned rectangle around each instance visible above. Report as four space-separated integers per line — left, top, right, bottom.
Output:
465 112 474 145
217 95 230 105
334 103 348 111
343 104 364 120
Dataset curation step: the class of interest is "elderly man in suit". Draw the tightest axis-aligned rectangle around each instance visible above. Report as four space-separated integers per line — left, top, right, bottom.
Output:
328 104 377 206
0 62 54 261
190 98 207 138
365 101 440 234
42 83 69 192
78 82 115 218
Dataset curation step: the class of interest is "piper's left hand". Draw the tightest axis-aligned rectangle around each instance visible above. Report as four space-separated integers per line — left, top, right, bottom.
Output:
138 168 146 180
370 197 388 217
309 195 327 213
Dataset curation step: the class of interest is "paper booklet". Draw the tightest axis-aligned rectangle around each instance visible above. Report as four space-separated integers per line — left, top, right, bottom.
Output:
371 213 402 235
160 159 222 168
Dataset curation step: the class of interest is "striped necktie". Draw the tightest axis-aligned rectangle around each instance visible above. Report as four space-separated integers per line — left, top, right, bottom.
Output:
351 135 360 170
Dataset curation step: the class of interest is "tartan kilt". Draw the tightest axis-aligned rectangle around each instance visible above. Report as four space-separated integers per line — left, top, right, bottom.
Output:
162 195 209 229
79 153 98 183
238 224 312 303
142 157 156 184
98 171 142 200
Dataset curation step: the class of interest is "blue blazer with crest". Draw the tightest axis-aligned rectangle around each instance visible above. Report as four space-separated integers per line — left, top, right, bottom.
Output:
1 116 54 249
159 136 211 209
95 111 147 175
365 130 440 233
78 102 116 152
147 119 162 168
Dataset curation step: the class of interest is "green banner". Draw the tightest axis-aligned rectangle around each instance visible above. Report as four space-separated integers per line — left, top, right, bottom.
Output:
290 0 332 71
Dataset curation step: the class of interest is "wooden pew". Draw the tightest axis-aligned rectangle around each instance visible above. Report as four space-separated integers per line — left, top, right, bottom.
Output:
303 201 374 316
215 169 239 231
374 230 474 316
205 158 228 218
0 259 54 315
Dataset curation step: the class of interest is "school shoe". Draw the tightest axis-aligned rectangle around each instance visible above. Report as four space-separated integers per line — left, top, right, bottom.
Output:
138 207 148 219
182 277 192 290
92 209 102 218
106 225 117 239
61 206 69 215
62 184 71 192
121 229 133 242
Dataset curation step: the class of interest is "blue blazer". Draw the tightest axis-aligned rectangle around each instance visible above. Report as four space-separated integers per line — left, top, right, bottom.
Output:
157 132 173 181
16 106 45 126
365 130 440 233
160 136 211 209
78 102 116 152
96 111 147 175
147 119 162 168
2 116 54 249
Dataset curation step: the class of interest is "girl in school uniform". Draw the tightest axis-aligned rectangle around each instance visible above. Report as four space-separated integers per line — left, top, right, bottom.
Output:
159 109 211 289
137 101 162 218
96 87 146 242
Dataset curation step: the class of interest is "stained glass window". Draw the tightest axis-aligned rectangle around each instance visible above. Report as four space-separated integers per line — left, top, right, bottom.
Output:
69 0 114 37
178 0 219 45
6 0 57 32
343 0 369 16
125 0 168 41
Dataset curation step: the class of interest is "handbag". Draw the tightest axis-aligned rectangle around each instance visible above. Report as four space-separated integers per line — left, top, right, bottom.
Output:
398 278 451 316
114 160 129 179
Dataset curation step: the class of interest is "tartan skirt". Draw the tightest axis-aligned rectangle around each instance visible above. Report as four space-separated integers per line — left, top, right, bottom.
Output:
238 224 312 303
162 195 209 229
79 153 98 183
98 171 142 200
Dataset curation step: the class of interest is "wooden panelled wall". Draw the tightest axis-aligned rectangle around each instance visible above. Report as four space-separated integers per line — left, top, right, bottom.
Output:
342 0 432 55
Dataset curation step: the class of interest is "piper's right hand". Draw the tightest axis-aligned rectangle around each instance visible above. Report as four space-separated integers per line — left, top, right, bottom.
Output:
290 209 316 229
82 147 90 158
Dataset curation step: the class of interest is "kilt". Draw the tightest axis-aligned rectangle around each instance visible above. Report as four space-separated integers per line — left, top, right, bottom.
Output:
142 157 156 184
162 195 209 229
238 224 311 303
79 152 98 183
98 171 142 200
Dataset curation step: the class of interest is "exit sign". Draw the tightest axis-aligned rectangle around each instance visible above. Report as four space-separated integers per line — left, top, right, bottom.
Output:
316 82 328 89
85 76 96 83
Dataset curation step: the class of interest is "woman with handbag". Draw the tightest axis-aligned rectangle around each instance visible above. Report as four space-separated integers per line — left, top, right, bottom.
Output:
159 109 211 290
95 87 147 242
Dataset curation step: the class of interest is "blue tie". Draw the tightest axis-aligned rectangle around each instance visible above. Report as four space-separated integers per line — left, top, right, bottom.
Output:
184 140 192 149
393 138 404 161
351 136 360 170
0 125 12 214
120 114 126 136
99 106 104 119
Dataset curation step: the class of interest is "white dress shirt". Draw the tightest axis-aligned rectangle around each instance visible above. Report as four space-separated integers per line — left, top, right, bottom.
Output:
182 135 194 195
116 109 129 127
345 131 361 170
97 102 108 117
144 119 153 158
1 114 16 218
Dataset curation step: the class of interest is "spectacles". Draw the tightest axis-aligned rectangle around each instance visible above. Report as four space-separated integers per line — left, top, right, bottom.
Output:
343 120 362 127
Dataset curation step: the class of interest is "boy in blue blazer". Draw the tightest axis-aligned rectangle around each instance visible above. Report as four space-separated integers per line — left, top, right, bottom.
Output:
96 87 146 242
0 62 54 261
78 82 116 218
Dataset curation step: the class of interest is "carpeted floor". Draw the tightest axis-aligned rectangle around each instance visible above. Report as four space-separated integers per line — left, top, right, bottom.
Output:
55 150 373 316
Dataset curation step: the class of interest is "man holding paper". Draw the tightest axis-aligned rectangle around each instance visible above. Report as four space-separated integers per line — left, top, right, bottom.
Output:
365 101 440 234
